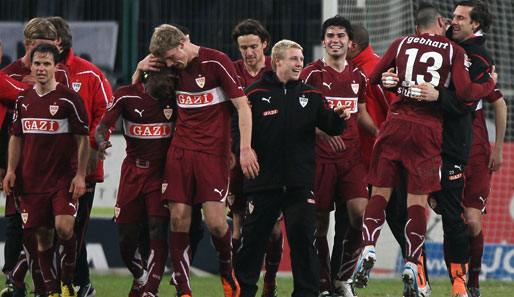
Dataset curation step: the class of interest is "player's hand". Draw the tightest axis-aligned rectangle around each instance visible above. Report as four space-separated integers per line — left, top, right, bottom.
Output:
240 146 259 179
488 145 503 171
2 171 16 195
321 134 345 152
87 148 99 175
334 103 351 120
98 140 112 161
490 65 498 85
69 174 86 200
410 83 439 102
229 152 237 170
138 54 164 73
382 68 398 88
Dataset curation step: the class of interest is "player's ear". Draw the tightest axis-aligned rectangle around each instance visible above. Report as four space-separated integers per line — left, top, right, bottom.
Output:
415 26 421 35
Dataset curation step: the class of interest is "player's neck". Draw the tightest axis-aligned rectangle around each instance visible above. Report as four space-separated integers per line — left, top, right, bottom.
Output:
187 43 201 63
325 55 347 72
245 58 266 77
35 79 58 95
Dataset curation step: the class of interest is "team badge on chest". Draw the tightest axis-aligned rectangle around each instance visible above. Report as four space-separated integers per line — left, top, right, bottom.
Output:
299 95 308 108
163 107 173 120
72 82 82 92
21 212 28 224
195 76 205 88
162 182 168 194
49 104 59 116
351 82 359 94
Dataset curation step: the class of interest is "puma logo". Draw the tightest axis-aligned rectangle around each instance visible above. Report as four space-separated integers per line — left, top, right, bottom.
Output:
262 96 271 103
68 203 77 212
214 188 224 197
454 164 463 170
134 108 144 117
479 196 486 204
365 218 381 223
410 232 425 241
21 103 29 111
323 82 332 90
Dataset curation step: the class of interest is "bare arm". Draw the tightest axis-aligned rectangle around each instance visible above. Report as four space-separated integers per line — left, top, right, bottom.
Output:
94 122 113 161
3 136 22 195
132 54 165 84
488 98 507 171
70 135 89 200
357 103 379 138
231 96 259 179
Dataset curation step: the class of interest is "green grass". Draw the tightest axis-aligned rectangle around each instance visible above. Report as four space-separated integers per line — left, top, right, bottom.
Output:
0 206 115 217
1 274 514 297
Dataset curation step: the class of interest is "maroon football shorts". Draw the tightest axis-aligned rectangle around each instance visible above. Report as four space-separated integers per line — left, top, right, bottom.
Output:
163 146 230 205
20 188 77 229
315 155 369 211
367 119 442 195
228 161 246 213
114 158 169 224
463 160 492 212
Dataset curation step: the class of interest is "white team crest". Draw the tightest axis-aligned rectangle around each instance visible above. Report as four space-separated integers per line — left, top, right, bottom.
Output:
114 207 121 218
195 76 205 88
21 212 28 224
228 194 235 206
72 82 82 92
162 182 168 194
351 83 359 94
49 105 59 116
248 201 254 214
163 108 173 120
299 96 308 108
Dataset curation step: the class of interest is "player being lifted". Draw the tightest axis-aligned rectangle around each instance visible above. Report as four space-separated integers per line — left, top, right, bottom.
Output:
300 15 377 297
356 2 496 296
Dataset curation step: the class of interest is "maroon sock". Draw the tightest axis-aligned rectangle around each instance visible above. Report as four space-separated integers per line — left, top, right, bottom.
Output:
145 239 168 294
362 195 388 246
232 237 241 254
210 228 233 276
11 251 28 288
120 240 144 279
405 205 427 264
468 231 483 288
337 226 363 280
58 234 77 283
38 247 59 293
316 235 331 292
22 230 45 293
264 233 283 284
170 231 192 295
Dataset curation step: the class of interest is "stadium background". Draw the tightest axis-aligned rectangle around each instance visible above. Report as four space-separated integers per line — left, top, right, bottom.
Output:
0 0 513 280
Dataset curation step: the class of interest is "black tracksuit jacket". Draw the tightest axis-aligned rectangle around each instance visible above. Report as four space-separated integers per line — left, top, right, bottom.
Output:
242 71 346 194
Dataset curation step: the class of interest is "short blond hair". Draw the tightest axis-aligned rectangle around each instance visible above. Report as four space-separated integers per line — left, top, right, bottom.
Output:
24 18 57 44
149 24 186 57
271 39 303 72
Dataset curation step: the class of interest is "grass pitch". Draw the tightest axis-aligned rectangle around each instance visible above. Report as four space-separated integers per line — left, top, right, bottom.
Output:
2 274 513 297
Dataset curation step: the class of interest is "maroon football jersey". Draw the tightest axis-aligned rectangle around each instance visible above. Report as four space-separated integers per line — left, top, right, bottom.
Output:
101 83 175 161
2 58 70 88
233 56 272 89
301 59 367 162
173 47 245 156
11 83 89 193
369 33 495 130
468 87 503 163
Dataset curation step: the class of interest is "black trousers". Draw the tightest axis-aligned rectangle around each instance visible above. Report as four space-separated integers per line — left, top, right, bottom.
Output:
2 213 23 274
433 159 469 264
73 182 96 286
235 188 319 297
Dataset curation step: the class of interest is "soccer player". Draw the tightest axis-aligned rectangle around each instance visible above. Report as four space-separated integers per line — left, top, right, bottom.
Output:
357 2 496 296
234 39 350 297
3 43 90 297
46 16 114 297
300 15 377 297
95 68 177 297
133 24 259 297
1 18 70 297
230 19 282 297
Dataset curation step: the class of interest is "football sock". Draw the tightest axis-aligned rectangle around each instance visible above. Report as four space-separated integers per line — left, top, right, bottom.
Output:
337 226 363 280
38 246 59 293
263 233 283 284
145 239 168 294
405 205 426 264
362 195 388 246
468 231 484 288
169 231 192 295
58 233 77 283
119 239 144 279
210 228 233 276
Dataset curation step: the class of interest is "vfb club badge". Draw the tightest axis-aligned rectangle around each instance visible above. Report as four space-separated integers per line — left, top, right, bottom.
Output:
72 82 82 92
21 212 28 224
351 82 359 95
163 107 173 120
299 95 308 108
49 104 59 116
162 182 168 194
195 76 205 88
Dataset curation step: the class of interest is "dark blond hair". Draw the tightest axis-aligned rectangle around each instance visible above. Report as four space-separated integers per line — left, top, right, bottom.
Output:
149 24 186 57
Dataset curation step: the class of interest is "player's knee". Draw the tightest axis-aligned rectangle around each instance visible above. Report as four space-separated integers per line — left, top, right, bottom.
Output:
170 214 189 232
270 221 282 240
207 220 227 238
466 218 481 235
148 218 167 240
56 225 74 240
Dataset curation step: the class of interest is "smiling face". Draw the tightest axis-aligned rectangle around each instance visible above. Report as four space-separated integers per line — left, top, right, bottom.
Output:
237 34 267 68
275 47 304 83
452 5 479 43
31 52 56 86
322 26 352 59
